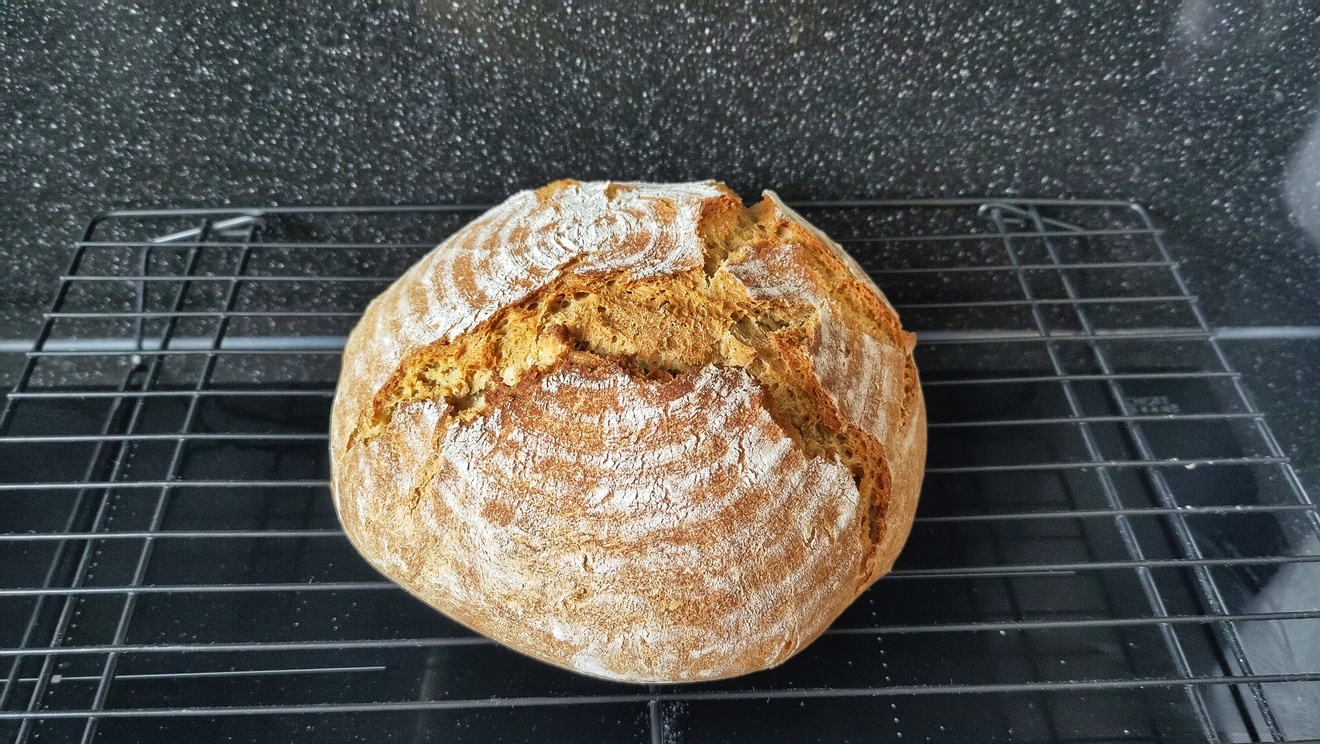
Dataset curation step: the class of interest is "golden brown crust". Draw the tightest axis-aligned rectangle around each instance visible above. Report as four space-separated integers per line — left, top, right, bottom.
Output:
330 180 925 682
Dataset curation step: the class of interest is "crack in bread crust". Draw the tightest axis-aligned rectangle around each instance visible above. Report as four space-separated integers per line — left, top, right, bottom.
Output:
351 195 913 572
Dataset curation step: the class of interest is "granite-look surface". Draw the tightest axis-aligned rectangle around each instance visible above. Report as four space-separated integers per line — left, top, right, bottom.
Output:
7 0 1320 335
5 1 1320 480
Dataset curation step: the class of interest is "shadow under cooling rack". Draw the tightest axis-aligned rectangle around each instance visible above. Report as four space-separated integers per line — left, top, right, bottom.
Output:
2 198 1319 744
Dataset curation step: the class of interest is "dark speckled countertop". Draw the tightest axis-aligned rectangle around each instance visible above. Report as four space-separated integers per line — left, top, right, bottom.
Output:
4 0 1320 474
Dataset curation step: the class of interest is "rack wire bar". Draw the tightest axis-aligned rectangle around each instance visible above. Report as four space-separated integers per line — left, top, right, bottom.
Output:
0 455 1293 491
5 389 338 399
2 609 1320 660
0 369 1244 398
3 502 1315 543
57 261 1180 282
3 199 1315 743
9 326 1230 356
4 553 1320 597
3 672 1320 722
35 295 1202 315
0 411 1269 443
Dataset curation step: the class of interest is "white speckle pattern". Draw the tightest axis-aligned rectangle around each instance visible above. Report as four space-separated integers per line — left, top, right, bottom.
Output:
9 1 1319 345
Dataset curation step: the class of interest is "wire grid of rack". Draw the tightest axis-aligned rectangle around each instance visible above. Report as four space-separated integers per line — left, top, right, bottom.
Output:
2 198 1318 743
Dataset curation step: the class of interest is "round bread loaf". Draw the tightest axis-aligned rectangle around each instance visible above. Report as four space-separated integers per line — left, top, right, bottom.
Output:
330 180 925 683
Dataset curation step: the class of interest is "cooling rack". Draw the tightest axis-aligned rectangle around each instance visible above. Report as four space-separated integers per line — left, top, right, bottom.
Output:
2 197 1317 743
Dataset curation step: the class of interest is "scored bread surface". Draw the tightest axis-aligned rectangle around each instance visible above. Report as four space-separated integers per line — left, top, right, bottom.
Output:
330 180 926 683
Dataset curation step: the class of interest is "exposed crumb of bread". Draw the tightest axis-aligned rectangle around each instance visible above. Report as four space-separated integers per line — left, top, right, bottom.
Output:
351 192 916 574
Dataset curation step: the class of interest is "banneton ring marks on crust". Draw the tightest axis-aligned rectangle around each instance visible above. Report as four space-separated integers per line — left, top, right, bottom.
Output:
329 180 926 683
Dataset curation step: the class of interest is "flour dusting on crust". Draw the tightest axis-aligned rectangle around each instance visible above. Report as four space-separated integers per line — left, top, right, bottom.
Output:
419 362 865 681
807 303 909 444
723 238 827 305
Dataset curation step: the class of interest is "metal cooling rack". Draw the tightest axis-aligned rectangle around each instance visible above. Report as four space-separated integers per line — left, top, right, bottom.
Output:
2 198 1318 743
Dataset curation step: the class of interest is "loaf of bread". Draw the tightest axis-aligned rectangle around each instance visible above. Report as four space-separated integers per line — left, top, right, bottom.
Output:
330 180 925 683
